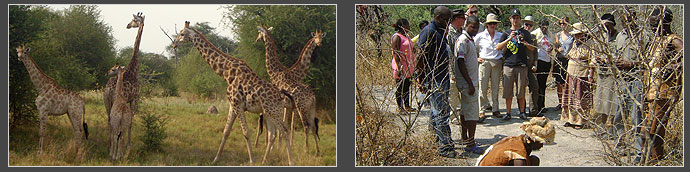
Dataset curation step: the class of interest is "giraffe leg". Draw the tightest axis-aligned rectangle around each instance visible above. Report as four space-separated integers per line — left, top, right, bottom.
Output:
237 111 255 165
310 102 320 154
67 106 84 155
253 113 263 148
37 109 47 155
213 105 239 164
123 114 133 159
109 114 121 160
296 107 310 151
277 115 294 166
262 121 277 165
290 110 296 147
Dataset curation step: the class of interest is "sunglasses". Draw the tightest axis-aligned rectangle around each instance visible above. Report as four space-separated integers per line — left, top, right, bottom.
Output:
487 22 498 25
524 23 533 27
469 10 478 14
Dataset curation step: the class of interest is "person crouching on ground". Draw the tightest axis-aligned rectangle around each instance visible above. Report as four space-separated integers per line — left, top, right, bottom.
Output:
475 117 555 166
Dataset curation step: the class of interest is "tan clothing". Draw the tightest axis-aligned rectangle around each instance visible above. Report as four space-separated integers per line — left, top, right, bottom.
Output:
645 34 683 100
566 42 595 77
477 135 530 166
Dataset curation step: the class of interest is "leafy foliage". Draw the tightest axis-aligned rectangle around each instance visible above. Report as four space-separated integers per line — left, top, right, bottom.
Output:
9 5 116 126
174 48 228 98
169 22 237 99
115 47 177 97
139 112 169 152
9 5 50 127
223 5 337 109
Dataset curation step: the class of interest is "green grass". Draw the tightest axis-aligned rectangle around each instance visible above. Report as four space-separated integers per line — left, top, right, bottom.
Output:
9 90 336 166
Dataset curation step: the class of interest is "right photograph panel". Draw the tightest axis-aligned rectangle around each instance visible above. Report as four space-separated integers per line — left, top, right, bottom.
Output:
355 4 683 166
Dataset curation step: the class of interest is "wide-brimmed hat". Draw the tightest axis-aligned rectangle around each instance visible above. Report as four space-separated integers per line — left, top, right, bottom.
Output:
569 22 589 35
484 13 501 24
520 117 556 144
523 15 536 25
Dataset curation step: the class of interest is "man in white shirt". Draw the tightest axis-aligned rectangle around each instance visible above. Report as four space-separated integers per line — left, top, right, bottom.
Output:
453 15 483 154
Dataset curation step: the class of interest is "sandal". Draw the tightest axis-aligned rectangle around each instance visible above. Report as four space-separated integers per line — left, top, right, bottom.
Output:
563 122 572 127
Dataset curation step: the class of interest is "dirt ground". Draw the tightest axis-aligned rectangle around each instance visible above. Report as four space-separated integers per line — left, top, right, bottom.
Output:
374 85 612 166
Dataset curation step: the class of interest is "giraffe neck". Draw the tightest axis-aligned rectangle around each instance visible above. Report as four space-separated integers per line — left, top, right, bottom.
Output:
290 37 318 78
125 22 144 76
115 71 124 96
21 54 57 93
189 29 242 81
261 31 287 79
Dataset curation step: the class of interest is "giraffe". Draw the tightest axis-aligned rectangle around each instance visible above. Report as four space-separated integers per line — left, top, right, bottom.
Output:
173 21 296 165
15 45 89 155
289 29 325 81
104 12 144 119
255 26 320 153
108 66 133 160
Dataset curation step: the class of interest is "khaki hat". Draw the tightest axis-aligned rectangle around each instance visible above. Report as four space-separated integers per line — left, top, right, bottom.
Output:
523 15 536 25
520 117 556 144
569 22 589 35
484 13 501 24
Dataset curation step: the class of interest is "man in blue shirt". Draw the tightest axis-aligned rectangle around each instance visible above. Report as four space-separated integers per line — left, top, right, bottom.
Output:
416 5 457 158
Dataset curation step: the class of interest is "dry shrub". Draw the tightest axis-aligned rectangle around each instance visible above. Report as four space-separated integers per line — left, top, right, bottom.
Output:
355 7 453 165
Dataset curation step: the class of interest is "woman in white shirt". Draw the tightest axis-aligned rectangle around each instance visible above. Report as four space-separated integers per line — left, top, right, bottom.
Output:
474 13 504 120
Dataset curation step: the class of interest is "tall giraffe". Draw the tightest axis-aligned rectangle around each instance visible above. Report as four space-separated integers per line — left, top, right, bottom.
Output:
255 26 320 153
15 45 89 155
173 21 296 165
104 12 144 118
108 66 133 160
289 29 325 81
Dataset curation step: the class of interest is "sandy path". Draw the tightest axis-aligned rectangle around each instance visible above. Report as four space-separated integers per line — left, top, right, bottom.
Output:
371 85 610 166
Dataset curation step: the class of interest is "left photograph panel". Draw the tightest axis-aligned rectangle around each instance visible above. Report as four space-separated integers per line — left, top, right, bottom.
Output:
8 4 336 166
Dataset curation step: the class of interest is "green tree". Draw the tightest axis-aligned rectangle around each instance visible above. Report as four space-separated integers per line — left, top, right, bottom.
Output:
9 5 116 126
174 49 227 98
116 47 177 97
224 5 336 109
9 5 51 126
168 22 237 99
166 22 237 64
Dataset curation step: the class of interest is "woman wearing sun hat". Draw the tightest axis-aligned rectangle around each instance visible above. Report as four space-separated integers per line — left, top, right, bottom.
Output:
475 13 505 121
561 22 596 129
476 117 555 166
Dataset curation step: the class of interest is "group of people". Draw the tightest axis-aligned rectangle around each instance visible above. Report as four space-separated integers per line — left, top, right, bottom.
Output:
389 5 683 166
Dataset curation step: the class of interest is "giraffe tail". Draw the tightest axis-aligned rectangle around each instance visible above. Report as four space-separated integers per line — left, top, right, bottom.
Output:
83 106 89 140
258 114 264 135
314 117 320 141
280 89 296 111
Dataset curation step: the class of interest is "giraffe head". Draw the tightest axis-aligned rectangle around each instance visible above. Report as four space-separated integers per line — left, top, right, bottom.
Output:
15 45 31 62
311 30 326 46
106 64 125 76
255 25 274 42
126 12 145 29
173 21 196 48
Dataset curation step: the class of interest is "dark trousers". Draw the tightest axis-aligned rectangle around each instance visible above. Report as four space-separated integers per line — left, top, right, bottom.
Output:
395 78 411 110
527 67 539 114
534 60 551 114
